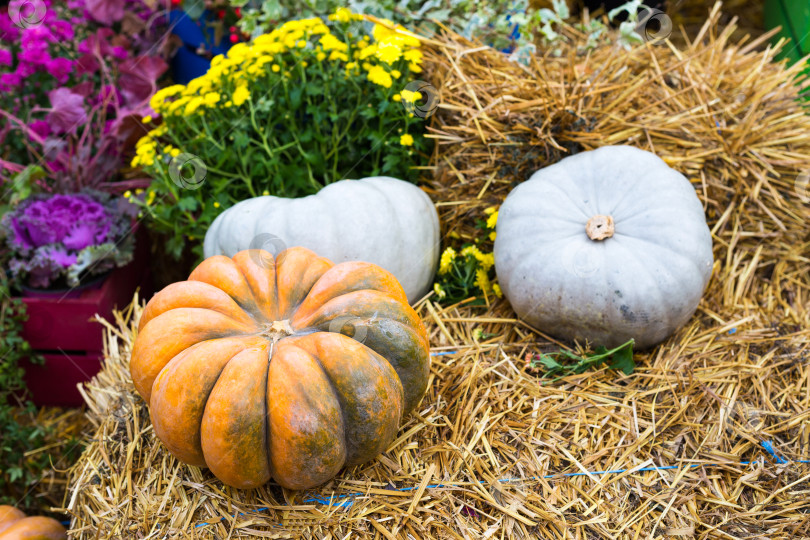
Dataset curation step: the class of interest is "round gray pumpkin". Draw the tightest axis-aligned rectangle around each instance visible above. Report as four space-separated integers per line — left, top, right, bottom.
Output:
204 177 439 303
494 146 713 349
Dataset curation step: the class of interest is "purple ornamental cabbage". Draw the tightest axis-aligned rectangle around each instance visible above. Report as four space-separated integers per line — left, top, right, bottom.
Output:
1 192 134 288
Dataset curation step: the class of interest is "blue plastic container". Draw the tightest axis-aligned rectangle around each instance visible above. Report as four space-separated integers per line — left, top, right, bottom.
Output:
168 9 232 84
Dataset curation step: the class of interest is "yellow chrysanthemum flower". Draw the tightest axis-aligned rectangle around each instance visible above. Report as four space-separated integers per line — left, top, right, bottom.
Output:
148 84 185 112
141 115 152 123
486 210 498 229
184 96 205 115
185 76 212 96
475 268 491 292
227 42 250 62
168 96 191 115
367 65 392 88
433 282 446 299
400 89 422 103
492 283 503 298
439 247 456 275
376 41 402 64
392 93 401 102
233 85 250 106
253 41 285 55
372 20 395 42
399 133 414 146
330 7 353 23
358 44 377 60
329 50 349 62
403 49 422 64
320 33 347 52
272 64 280 72
204 92 221 106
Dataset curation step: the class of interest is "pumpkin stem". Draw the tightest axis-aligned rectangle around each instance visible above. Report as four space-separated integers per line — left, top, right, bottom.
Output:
263 319 295 343
586 215 615 241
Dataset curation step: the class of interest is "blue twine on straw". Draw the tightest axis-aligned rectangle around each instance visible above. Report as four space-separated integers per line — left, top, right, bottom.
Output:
190 441 809 529
429 351 458 357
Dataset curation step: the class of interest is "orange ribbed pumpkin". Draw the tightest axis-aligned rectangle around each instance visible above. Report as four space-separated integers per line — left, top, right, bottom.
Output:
130 247 430 490
0 506 67 540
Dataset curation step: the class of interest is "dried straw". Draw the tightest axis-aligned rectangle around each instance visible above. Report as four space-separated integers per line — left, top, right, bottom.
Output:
63 5 810 538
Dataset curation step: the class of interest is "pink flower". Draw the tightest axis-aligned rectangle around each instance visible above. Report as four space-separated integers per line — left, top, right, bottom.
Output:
0 49 11 66
45 57 73 83
28 120 51 139
46 87 87 135
112 46 127 59
50 19 73 40
0 11 21 42
20 24 55 45
0 71 22 90
16 61 36 77
19 43 50 65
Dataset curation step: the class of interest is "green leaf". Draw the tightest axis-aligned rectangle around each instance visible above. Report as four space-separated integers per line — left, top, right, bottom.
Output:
305 82 321 96
536 354 562 370
177 196 198 212
608 342 636 375
289 87 303 108
233 130 250 149
530 339 636 380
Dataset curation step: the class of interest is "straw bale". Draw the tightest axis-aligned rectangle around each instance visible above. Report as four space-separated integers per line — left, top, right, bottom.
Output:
63 4 810 538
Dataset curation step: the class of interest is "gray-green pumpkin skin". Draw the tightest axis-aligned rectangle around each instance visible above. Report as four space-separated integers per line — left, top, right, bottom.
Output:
494 145 714 349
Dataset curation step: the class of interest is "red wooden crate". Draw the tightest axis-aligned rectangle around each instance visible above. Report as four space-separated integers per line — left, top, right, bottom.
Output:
22 352 105 408
20 230 153 407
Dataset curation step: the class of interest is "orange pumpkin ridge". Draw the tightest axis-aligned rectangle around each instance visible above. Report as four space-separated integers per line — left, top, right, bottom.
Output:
130 246 430 490
0 507 67 540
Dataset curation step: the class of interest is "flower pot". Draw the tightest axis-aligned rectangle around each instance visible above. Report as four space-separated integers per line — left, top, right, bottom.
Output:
19 228 153 407
19 271 109 299
168 9 232 84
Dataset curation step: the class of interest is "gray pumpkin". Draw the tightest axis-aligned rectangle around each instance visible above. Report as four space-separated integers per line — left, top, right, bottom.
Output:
204 176 439 303
494 146 713 349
